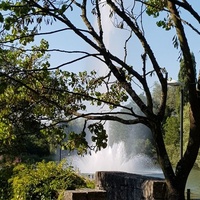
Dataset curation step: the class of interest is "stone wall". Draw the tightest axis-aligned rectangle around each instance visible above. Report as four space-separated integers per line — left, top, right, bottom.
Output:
63 189 106 200
63 171 166 200
95 171 166 200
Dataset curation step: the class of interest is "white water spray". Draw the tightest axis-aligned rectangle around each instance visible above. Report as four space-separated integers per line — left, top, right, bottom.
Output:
68 141 160 174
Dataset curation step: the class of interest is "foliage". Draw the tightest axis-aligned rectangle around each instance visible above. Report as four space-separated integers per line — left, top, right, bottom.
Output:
1 160 90 200
182 104 200 168
145 0 167 16
164 116 179 146
0 46 108 161
0 0 200 198
0 45 112 157
0 47 66 163
145 0 173 31
163 116 179 165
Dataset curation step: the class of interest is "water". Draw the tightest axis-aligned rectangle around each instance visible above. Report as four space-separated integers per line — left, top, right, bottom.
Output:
68 141 159 174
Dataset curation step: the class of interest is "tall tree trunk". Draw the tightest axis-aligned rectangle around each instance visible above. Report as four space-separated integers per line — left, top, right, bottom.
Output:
165 178 186 200
152 121 187 200
164 1 200 198
153 100 200 200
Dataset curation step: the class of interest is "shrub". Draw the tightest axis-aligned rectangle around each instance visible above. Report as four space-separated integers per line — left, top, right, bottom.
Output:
8 160 88 200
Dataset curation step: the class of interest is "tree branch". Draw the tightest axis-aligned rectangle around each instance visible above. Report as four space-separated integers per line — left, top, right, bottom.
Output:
174 0 200 24
60 111 151 127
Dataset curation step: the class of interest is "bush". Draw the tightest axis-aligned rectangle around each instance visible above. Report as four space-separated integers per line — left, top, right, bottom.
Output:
5 160 89 200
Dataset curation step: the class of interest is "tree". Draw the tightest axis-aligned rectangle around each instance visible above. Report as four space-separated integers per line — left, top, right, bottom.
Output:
163 116 179 165
182 103 200 168
0 47 66 164
1 1 200 199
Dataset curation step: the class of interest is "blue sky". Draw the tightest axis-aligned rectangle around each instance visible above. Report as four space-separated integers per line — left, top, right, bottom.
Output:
34 1 200 92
